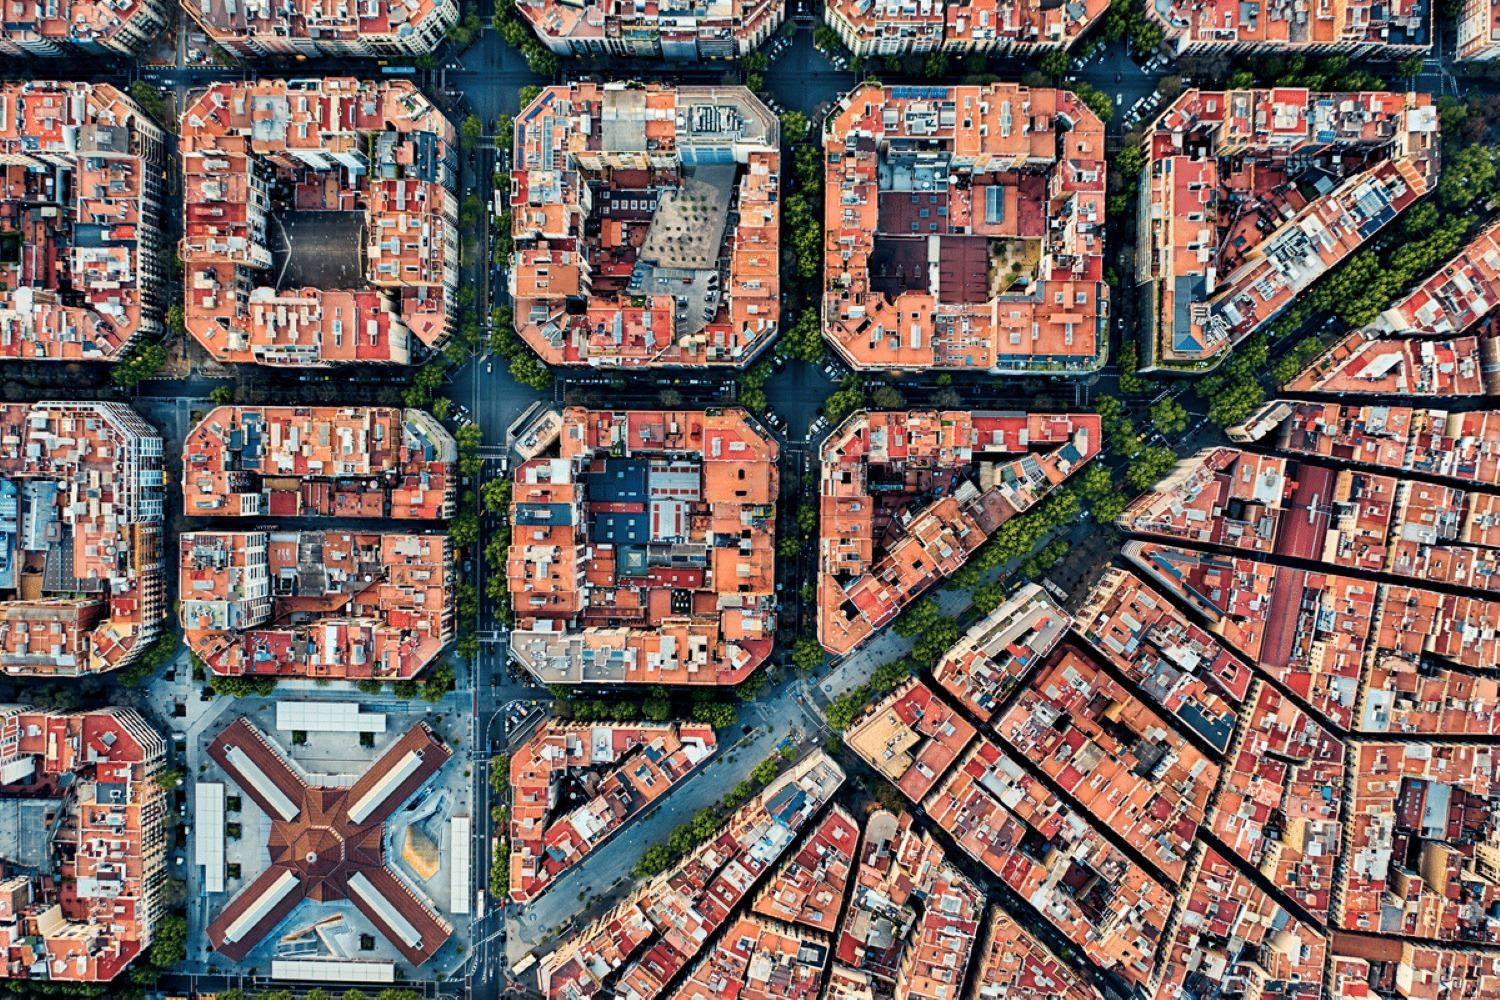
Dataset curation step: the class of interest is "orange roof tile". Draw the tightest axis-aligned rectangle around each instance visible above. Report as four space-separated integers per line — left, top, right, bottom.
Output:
823 84 1108 374
508 408 778 686
0 707 165 983
510 84 779 368
0 83 167 362
179 79 458 367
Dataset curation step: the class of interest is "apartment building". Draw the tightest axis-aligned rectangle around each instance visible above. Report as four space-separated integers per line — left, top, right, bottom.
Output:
1210 682 1346 919
0 402 166 677
970 910 1098 999
510 83 780 368
183 406 457 519
1340 742 1500 943
752 805 860 934
516 0 781 58
508 722 716 902
1278 402 1500 486
1127 537 1500 732
1284 217 1500 394
179 79 458 366
1120 447 1309 557
204 717 453 965
0 82 168 361
1378 218 1500 336
1285 329 1495 395
506 407 779 686
1075 567 1251 753
843 678 976 802
929 582 1068 722
832 810 952 986
1125 540 1370 728
1331 938 1500 998
0 707 167 982
180 530 453 680
822 0 1105 55
183 0 457 58
672 916 828 1000
892 863 981 1000
1131 446 1500 605
823 84 1108 374
1154 846 1327 997
817 410 1099 655
1458 0 1500 59
537 752 844 1000
0 0 168 54
997 642 1220 883
1148 0 1429 56
1137 89 1439 370
925 738 1171 988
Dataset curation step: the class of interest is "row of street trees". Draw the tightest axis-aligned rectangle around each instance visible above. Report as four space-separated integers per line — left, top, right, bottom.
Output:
632 746 798 877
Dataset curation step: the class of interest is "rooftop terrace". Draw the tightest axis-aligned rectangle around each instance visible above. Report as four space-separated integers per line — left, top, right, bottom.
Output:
823 84 1108 375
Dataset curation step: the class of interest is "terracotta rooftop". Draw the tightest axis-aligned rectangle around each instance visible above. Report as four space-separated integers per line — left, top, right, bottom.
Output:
179 78 458 366
996 642 1220 884
971 909 1098 999
895 861 982 1000
1124 541 1375 728
1283 329 1495 396
1119 447 1301 558
1331 937 1500 998
183 406 457 520
751 805 860 934
1339 741 1500 943
1210 681 1346 917
510 84 779 368
843 677 976 802
1075 567 1251 753
538 752 844 1000
823 0 1106 55
508 721 717 902
0 707 166 983
1138 89 1438 370
183 0 457 57
507 407 778 686
818 410 1099 655
929 581 1069 722
180 529 453 681
1154 845 1327 998
516 0 781 59
670 915 828 1000
832 809 944 983
1459 0 1500 59
0 82 168 362
1149 0 1429 54
0 402 166 677
1278 401 1500 487
205 717 453 965
823 84 1108 374
924 738 1171 987
0 0 166 55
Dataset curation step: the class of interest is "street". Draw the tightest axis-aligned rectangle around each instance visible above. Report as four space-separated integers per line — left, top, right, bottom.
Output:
5 8 1491 1000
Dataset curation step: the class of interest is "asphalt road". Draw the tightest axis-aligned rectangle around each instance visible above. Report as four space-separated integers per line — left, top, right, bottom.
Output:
502 678 829 960
57 14 1491 1000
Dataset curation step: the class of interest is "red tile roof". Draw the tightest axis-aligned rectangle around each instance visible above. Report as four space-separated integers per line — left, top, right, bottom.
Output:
823 85 1108 374
818 410 1099 655
183 406 457 520
508 722 717 902
508 408 778 686
205 717 453 966
0 707 166 983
